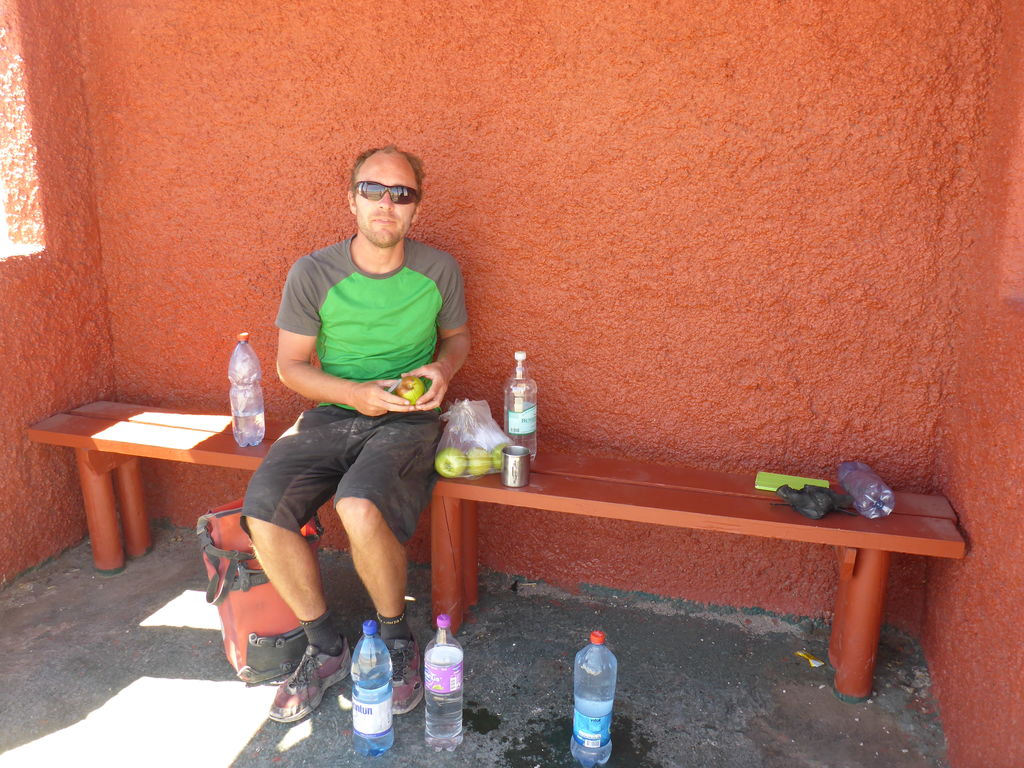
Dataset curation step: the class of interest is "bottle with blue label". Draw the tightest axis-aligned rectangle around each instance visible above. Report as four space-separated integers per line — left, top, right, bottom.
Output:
570 630 617 767
351 620 394 756
504 350 537 459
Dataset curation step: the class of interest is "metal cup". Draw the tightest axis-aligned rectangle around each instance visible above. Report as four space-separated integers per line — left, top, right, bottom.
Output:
501 445 531 487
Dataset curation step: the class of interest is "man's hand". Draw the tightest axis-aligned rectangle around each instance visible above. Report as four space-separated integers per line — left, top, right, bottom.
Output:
350 381 418 417
401 361 452 411
406 325 471 410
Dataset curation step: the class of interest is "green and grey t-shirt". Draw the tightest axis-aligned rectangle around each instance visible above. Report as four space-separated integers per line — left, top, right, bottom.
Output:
276 237 467 405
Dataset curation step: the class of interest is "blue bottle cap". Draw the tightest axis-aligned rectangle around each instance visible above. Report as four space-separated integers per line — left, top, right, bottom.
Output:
363 619 379 636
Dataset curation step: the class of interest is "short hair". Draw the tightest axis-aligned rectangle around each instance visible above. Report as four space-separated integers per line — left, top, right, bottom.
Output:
349 145 425 195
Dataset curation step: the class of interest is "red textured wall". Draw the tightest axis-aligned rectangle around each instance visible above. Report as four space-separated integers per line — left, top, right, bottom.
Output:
0 0 112 583
2 1 1019 763
73 0 992 628
928 1 1024 764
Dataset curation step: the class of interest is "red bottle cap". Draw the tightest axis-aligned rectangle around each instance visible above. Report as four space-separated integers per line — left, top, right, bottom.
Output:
237 332 250 342
590 630 606 645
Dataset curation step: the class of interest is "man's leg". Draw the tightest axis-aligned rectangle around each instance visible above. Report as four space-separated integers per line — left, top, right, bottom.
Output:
336 496 407 620
247 518 327 621
338 496 423 714
245 517 351 724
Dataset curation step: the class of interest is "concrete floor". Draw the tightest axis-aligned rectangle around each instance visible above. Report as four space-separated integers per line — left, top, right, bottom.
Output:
0 525 950 768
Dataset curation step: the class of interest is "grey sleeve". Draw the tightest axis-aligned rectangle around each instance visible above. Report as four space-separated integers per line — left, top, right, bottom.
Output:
436 257 468 330
275 258 323 336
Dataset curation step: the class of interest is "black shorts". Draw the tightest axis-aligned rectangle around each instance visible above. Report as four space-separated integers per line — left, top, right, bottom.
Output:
242 406 441 543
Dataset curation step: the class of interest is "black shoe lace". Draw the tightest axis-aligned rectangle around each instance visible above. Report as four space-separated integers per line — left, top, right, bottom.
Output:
389 643 414 681
287 647 319 692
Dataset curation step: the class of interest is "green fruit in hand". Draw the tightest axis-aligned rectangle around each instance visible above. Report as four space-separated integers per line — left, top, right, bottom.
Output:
491 442 509 470
466 447 492 476
435 447 467 478
394 376 426 404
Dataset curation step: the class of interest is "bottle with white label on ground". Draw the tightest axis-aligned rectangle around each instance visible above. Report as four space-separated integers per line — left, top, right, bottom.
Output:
351 620 394 756
424 613 464 751
503 350 537 459
570 630 617 768
227 332 265 447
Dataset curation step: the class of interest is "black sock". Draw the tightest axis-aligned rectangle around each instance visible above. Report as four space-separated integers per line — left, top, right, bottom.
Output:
377 610 412 642
300 611 345 656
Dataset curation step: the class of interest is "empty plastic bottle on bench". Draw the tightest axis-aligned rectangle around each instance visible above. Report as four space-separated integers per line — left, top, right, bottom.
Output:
351 620 394 756
504 350 537 459
424 613 464 751
838 461 895 519
227 332 265 447
570 630 617 768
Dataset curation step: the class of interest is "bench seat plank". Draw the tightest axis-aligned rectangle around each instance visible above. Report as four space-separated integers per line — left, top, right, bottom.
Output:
435 473 964 559
533 452 957 521
29 413 270 471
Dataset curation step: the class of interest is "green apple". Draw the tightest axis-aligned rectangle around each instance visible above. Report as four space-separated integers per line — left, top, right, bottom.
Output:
466 447 492 476
434 447 467 478
394 376 426 405
491 442 509 470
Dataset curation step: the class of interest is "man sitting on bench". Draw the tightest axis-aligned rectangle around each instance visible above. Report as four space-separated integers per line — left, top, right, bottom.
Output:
241 144 471 723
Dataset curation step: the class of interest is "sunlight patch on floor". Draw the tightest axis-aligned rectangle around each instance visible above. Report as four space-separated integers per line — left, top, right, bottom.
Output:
140 589 222 631
0 677 275 767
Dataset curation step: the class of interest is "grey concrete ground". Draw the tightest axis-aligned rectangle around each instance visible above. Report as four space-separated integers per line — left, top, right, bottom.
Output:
0 525 949 768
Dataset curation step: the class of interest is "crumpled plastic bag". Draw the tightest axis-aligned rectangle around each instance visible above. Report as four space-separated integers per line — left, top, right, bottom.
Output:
775 484 855 520
434 399 511 479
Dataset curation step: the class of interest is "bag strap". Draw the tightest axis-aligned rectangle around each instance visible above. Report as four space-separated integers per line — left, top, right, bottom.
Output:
197 508 318 605
197 510 261 605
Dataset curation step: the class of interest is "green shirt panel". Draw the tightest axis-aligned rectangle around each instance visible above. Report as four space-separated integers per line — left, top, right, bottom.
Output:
317 268 442 382
275 237 468 408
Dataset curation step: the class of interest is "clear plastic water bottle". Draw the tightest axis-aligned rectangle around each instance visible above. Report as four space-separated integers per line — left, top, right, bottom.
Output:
503 351 537 459
228 332 265 447
351 620 394 756
570 630 617 767
424 613 464 751
838 461 895 519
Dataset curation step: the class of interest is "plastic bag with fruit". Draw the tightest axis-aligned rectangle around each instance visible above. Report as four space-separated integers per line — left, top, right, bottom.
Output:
434 399 511 478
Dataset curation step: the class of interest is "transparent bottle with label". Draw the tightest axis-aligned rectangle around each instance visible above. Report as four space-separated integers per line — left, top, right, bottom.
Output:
424 613 464 751
503 351 537 459
570 630 617 767
351 620 394 756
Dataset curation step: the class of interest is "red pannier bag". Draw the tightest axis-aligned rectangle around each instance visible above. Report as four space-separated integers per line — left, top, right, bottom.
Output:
196 498 322 684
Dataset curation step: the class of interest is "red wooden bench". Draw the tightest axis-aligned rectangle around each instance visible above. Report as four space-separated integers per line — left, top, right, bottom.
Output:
29 400 966 702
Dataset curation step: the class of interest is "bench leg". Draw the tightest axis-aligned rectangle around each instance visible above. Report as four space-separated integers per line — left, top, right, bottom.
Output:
431 495 464 631
461 500 479 609
115 458 151 557
74 448 125 574
828 547 857 668
829 547 890 701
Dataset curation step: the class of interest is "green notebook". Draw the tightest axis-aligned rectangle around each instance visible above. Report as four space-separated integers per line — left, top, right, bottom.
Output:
754 471 830 492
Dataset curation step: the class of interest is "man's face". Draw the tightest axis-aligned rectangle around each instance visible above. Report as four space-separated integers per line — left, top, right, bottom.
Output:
348 151 420 250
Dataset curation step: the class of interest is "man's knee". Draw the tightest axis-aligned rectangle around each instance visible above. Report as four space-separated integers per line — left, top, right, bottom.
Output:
336 497 388 540
245 516 300 549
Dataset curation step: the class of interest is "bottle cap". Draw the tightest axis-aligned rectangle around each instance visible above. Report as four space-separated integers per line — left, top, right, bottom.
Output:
436 614 451 629
514 350 526 361
590 630 606 645
362 619 379 636
237 332 250 342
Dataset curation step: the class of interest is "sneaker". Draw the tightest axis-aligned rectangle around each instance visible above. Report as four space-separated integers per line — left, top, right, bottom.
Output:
268 641 351 723
386 636 423 714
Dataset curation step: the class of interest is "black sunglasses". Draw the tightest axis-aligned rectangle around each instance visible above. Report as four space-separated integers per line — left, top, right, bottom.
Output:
355 180 420 205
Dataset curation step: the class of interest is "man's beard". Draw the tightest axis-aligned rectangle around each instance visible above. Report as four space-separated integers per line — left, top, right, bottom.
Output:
362 229 404 249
